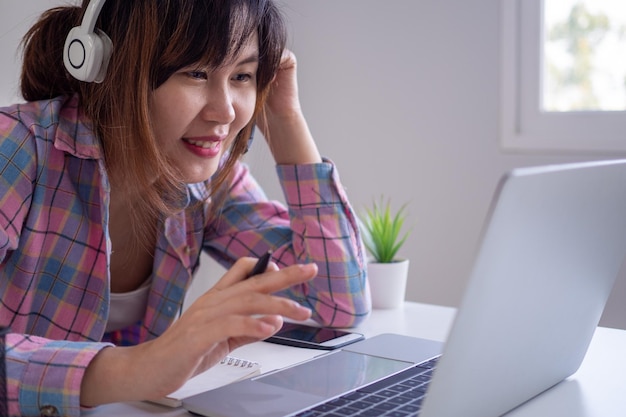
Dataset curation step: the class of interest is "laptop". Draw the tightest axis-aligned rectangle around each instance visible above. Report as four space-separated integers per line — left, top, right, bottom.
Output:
184 159 626 417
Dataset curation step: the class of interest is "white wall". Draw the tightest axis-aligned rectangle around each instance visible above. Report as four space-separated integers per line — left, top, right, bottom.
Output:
250 0 626 329
2 0 625 329
0 2 56 105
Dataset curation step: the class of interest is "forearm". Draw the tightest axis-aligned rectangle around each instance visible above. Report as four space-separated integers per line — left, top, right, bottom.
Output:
80 345 144 407
259 49 322 166
275 161 371 327
264 110 322 165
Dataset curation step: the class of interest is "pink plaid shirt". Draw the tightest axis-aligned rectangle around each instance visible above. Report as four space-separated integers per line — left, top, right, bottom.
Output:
0 96 370 417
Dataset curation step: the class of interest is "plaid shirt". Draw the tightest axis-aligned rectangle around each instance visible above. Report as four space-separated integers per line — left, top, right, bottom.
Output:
0 96 370 417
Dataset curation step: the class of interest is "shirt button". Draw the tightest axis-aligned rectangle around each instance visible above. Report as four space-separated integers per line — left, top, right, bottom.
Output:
40 405 59 416
185 246 191 255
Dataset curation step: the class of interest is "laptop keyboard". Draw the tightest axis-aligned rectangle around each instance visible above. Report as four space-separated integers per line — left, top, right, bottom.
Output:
293 356 440 417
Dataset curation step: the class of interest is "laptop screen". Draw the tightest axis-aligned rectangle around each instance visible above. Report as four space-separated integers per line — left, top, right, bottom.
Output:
257 350 412 397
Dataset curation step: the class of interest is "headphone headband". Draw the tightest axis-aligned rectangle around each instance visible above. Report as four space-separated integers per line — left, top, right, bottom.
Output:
63 0 112 83
80 0 107 34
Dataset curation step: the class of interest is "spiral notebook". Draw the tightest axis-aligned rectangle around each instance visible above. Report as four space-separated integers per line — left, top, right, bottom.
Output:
148 355 261 408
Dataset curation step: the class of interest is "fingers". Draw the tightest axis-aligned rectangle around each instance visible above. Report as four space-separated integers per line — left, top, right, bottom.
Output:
213 257 317 296
181 258 315 353
278 49 297 70
219 314 285 341
228 292 311 321
192 290 311 327
185 259 315 329
212 256 264 289
245 262 318 293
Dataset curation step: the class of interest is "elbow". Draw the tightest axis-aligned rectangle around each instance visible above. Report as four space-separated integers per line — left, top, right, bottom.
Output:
309 289 372 329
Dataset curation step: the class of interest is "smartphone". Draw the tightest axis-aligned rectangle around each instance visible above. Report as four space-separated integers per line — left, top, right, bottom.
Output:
264 322 364 350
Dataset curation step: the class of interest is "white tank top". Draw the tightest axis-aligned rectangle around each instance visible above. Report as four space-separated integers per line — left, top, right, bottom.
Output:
105 278 151 332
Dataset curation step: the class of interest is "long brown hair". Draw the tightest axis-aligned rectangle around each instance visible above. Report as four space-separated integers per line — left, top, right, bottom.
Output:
20 0 286 246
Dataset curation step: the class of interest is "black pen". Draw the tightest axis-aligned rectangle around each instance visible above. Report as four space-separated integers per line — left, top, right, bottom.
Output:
247 250 272 279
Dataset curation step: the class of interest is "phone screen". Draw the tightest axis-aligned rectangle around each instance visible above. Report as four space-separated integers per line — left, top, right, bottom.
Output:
274 323 353 344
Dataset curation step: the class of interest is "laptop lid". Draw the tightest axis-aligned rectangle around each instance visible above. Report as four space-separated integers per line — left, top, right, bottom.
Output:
419 159 626 417
184 159 626 417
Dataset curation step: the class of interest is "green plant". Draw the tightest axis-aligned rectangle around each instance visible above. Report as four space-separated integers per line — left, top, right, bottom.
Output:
360 198 411 263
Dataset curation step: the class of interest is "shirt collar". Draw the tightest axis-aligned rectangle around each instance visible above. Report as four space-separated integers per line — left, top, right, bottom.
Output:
53 95 104 160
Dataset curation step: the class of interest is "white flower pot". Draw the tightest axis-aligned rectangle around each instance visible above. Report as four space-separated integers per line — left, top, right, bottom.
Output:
367 259 409 309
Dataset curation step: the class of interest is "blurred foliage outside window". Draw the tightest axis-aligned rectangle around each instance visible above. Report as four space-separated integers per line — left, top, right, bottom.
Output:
543 0 626 112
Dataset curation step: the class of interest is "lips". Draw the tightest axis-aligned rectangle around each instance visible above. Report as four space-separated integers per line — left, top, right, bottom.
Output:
183 138 219 149
182 136 223 157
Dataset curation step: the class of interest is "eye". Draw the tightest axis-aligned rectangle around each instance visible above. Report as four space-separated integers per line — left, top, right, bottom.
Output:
186 70 208 80
233 73 254 83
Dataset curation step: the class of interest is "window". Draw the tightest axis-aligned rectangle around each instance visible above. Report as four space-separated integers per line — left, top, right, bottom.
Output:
501 0 626 152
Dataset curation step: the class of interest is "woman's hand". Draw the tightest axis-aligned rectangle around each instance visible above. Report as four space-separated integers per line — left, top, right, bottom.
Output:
80 258 316 406
258 49 322 165
262 49 301 121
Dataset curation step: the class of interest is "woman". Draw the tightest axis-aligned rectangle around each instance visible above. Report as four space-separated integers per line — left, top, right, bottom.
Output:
0 0 370 415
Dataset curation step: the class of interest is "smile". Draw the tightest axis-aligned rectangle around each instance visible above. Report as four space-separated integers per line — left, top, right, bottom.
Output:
183 138 220 149
182 137 223 158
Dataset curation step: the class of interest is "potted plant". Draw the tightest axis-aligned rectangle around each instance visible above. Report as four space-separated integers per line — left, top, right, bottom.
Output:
360 198 412 309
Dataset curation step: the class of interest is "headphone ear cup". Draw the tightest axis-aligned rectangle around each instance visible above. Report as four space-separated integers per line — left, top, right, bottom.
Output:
63 26 111 83
93 29 112 83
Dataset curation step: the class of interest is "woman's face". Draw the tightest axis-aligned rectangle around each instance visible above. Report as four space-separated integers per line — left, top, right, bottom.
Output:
151 34 258 183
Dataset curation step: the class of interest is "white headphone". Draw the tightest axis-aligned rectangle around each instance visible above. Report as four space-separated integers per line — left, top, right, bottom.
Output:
63 0 112 83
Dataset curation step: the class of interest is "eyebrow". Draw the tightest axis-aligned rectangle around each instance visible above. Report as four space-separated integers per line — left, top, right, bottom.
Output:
235 52 259 66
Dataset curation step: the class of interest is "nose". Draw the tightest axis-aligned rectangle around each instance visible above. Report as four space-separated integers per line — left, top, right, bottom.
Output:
201 83 236 125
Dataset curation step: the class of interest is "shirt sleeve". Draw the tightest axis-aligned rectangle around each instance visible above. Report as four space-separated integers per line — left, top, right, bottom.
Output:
1 107 114 416
0 111 37 263
5 333 112 417
203 158 371 327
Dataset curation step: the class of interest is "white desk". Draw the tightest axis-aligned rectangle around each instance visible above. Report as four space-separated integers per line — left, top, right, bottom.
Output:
87 302 626 417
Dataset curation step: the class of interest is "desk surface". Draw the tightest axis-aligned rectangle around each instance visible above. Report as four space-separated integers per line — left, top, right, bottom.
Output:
86 302 626 417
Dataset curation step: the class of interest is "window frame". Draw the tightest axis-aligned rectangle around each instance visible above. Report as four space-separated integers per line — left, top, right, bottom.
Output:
500 0 626 153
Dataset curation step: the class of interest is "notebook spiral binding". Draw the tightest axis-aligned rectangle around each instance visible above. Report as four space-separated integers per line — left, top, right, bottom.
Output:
221 356 258 368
